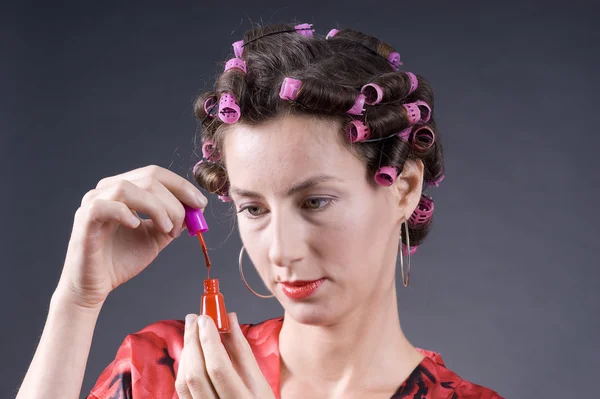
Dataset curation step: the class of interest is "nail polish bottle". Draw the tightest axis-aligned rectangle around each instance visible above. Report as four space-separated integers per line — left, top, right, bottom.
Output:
183 204 230 333
201 278 230 333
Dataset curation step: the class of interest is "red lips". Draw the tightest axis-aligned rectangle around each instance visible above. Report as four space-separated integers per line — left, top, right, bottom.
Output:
279 278 325 300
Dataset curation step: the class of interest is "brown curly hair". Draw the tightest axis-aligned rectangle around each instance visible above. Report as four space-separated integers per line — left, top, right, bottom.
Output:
192 22 445 251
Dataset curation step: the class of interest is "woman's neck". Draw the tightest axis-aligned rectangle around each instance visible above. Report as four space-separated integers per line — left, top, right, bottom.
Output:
278 284 424 397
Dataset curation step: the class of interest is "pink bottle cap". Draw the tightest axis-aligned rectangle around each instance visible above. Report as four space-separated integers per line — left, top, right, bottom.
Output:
183 204 209 236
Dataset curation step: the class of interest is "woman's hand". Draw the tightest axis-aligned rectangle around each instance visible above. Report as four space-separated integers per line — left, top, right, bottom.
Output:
175 312 276 399
57 165 208 308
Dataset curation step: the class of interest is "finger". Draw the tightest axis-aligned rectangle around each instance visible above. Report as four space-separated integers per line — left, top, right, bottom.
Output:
127 176 188 238
198 315 248 399
73 199 141 241
87 180 174 234
95 165 208 209
221 313 274 396
175 314 218 399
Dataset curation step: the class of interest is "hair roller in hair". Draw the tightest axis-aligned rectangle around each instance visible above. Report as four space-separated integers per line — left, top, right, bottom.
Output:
232 40 244 58
403 102 422 125
348 93 366 115
218 93 240 124
428 174 445 187
345 120 371 142
294 23 314 37
412 126 435 151
224 57 246 74
279 77 303 101
408 194 434 225
202 140 222 162
361 83 383 105
397 127 413 141
203 96 217 118
414 100 431 123
374 166 398 186
406 72 418 95
326 28 339 39
402 244 417 256
388 52 402 71
218 194 233 202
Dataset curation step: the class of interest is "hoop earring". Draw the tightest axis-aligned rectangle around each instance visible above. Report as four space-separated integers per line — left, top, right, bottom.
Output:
399 221 412 287
239 245 275 298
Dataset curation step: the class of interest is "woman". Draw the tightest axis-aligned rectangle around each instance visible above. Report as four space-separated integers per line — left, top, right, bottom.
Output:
16 24 503 398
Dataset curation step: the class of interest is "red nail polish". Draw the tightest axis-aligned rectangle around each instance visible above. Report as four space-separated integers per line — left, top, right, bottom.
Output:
201 278 230 333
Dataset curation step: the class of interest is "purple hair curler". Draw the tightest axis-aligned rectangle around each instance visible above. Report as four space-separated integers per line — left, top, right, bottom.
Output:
279 77 303 101
218 93 240 124
402 244 417 256
347 93 366 115
361 83 383 105
388 52 402 71
412 126 435 151
345 120 371 142
409 194 434 225
414 100 431 123
374 166 398 186
429 174 445 187
202 140 222 162
232 40 244 58
294 23 314 37
406 72 418 95
326 28 339 39
224 57 246 74
403 102 422 125
397 126 413 141
193 160 204 176
183 203 209 236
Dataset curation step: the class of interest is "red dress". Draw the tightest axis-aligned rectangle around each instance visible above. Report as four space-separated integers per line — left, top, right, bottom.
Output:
86 316 504 398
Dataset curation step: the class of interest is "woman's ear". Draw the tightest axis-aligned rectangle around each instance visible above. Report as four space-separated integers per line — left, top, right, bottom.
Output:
392 159 424 223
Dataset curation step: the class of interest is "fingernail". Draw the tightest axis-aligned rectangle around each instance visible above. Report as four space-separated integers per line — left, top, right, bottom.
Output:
185 314 197 327
198 315 210 327
196 193 208 207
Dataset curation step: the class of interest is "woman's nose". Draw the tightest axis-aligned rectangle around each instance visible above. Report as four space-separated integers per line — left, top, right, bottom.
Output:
268 213 304 268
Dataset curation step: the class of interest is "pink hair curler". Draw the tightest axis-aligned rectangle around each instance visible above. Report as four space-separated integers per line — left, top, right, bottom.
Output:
406 72 418 95
403 102 422 125
414 100 431 123
409 194 434 225
203 96 217 118
232 40 244 58
388 52 402 71
183 204 209 236
361 83 384 105
218 193 232 202
412 126 435 151
294 23 314 37
345 120 371 142
202 140 222 162
326 28 339 39
402 244 418 256
218 93 240 124
347 93 366 115
279 77 303 101
397 126 413 141
224 57 246 74
374 166 398 186
429 174 445 187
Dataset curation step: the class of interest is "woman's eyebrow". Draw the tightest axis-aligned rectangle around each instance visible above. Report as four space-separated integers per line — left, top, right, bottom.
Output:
229 174 343 199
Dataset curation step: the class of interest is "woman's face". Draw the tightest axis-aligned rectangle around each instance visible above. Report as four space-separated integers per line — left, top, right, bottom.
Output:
223 113 420 325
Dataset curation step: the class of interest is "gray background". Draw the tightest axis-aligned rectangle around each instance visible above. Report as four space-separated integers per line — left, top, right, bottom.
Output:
4 0 599 398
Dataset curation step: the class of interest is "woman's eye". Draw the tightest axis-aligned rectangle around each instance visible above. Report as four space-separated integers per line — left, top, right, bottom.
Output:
237 197 335 219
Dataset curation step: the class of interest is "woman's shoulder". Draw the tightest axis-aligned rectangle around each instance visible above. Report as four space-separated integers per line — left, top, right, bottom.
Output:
399 349 505 399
